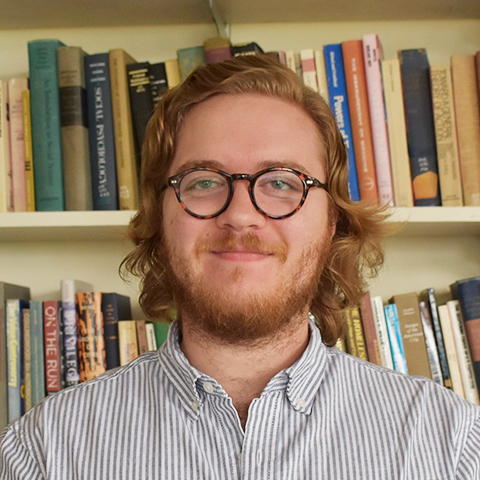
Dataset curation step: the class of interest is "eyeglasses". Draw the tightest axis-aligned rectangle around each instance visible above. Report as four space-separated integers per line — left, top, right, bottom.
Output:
165 167 328 219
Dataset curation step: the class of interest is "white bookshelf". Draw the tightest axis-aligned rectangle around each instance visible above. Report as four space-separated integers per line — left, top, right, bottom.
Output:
0 1 479 319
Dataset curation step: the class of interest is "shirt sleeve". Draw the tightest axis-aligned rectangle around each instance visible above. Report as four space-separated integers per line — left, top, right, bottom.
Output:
456 411 480 480
0 424 44 480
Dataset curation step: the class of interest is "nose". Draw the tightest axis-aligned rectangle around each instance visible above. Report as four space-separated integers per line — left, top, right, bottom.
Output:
215 180 267 231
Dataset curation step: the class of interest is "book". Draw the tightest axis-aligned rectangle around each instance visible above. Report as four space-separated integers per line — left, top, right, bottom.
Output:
429 64 463 206
323 43 360 202
76 292 106 381
28 39 66 211
153 322 170 347
362 34 394 206
450 277 480 394
438 304 465 398
22 89 36 211
343 308 357 357
314 50 329 102
57 46 92 211
371 295 394 370
419 300 443 386
7 77 28 212
164 59 181 88
230 42 263 57
127 61 153 160
265 51 287 65
384 303 408 374
43 300 64 393
300 49 319 92
136 320 149 355
118 320 139 366
285 51 302 78
145 323 157 351
29 300 46 407
0 282 30 430
381 59 414 207
342 40 378 202
101 292 132 370
149 62 169 107
359 293 382 365
203 37 232 63
0 80 12 212
177 46 206 82
351 307 367 361
61 279 93 387
391 292 431 379
109 48 139 210
447 300 480 405
451 55 480 206
398 49 441 206
22 307 32 413
85 53 119 211
420 288 452 389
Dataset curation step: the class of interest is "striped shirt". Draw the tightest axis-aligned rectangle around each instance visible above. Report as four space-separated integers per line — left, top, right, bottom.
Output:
1 319 480 479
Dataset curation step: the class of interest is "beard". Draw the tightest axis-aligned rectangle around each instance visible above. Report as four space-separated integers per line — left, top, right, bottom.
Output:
163 230 332 346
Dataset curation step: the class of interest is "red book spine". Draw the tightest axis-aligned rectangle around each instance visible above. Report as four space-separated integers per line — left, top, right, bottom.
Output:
43 301 61 392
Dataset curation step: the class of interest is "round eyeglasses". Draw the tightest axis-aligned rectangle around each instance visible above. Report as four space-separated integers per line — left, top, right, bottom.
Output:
165 167 328 219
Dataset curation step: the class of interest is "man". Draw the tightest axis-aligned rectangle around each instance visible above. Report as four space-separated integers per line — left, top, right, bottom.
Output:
1 55 479 479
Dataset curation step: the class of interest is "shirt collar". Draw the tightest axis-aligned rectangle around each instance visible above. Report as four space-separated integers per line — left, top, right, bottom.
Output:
158 319 328 419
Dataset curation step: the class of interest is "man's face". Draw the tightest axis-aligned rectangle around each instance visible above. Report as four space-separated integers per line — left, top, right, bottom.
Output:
162 93 334 343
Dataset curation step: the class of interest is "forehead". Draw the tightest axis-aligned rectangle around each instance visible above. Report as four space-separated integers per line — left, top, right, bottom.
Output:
170 93 325 178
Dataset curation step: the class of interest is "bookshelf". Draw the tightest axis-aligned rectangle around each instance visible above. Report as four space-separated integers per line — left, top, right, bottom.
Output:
0 1 479 319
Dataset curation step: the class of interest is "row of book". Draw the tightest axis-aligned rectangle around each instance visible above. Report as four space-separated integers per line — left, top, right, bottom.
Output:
0 280 170 430
2 34 480 214
340 276 480 406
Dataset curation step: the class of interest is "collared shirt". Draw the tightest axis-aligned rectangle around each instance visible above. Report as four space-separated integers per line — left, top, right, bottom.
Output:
1 319 480 479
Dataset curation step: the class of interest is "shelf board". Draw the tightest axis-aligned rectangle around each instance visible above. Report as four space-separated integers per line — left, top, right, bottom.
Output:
0 207 479 242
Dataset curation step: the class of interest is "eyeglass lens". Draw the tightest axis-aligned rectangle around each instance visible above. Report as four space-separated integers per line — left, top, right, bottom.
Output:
178 170 305 217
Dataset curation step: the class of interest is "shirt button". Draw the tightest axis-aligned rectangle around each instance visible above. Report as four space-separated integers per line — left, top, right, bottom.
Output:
204 382 214 393
191 400 200 411
296 398 306 407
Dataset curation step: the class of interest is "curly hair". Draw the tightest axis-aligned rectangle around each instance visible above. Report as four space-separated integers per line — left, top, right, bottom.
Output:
121 54 392 346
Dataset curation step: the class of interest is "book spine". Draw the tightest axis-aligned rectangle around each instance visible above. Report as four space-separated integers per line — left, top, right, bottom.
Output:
28 39 66 211
76 292 106 382
164 59 181 88
343 308 358 357
447 300 480 405
0 80 12 212
7 78 28 212
399 49 441 206
362 34 394 206
22 90 36 212
145 323 157 351
381 59 414 207
118 320 139 366
57 46 92 211
109 49 139 210
351 307 368 361
438 304 465 398
136 320 149 355
22 308 32 412
285 51 302 78
153 322 170 347
101 293 121 370
342 40 379 202
371 295 394 370
324 43 360 202
29 301 46 407
177 46 206 82
300 49 319 92
384 304 408 374
85 53 119 210
314 50 329 103
430 64 463 206
6 300 24 422
359 293 382 365
203 37 232 64
43 301 63 393
149 62 168 107
451 55 480 206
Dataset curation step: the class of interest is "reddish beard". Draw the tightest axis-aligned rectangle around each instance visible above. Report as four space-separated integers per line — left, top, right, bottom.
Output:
164 231 331 345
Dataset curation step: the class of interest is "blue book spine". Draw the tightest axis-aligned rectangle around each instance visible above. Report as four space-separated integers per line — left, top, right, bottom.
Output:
29 301 46 407
399 49 440 206
323 44 360 202
28 39 66 211
85 53 119 210
384 304 408 374
62 298 80 387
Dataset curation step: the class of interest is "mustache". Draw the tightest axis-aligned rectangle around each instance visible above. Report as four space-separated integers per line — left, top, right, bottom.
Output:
194 232 288 263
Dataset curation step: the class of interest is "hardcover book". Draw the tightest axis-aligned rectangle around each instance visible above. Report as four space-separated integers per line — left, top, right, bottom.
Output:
300 49 319 93
136 320 149 355
323 43 360 202
43 300 64 393
145 323 157 351
149 62 168 107
285 51 302 78
153 322 170 348
419 300 443 386
230 42 263 57
370 295 393 370
362 34 394 206
177 46 206 82
451 55 480 206
203 37 232 63
22 308 32 413
384 303 408 374
314 50 329 102
0 80 12 212
29 300 46 407
28 39 66 211
398 49 441 206
57 46 92 211
85 53 119 210
118 320 139 366
164 59 181 88
359 293 382 365
22 90 36 211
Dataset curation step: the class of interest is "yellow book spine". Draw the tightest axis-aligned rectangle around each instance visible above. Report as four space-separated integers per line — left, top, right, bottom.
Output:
22 89 35 212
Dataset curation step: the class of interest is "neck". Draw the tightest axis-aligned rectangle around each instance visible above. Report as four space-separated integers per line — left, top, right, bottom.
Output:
179 315 310 429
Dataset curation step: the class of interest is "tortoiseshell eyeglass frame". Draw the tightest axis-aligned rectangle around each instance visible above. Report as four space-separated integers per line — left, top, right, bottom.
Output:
164 167 329 220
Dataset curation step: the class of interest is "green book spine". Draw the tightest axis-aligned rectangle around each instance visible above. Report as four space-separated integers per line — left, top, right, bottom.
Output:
28 39 66 211
177 46 205 82
29 301 46 407
153 322 170 347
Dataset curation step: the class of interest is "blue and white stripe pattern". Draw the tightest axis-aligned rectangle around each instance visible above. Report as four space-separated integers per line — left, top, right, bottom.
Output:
1 319 480 479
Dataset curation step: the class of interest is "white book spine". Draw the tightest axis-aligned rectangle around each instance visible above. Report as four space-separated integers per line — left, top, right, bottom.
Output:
300 49 319 92
314 49 329 103
371 296 394 370
145 323 158 351
0 80 12 212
